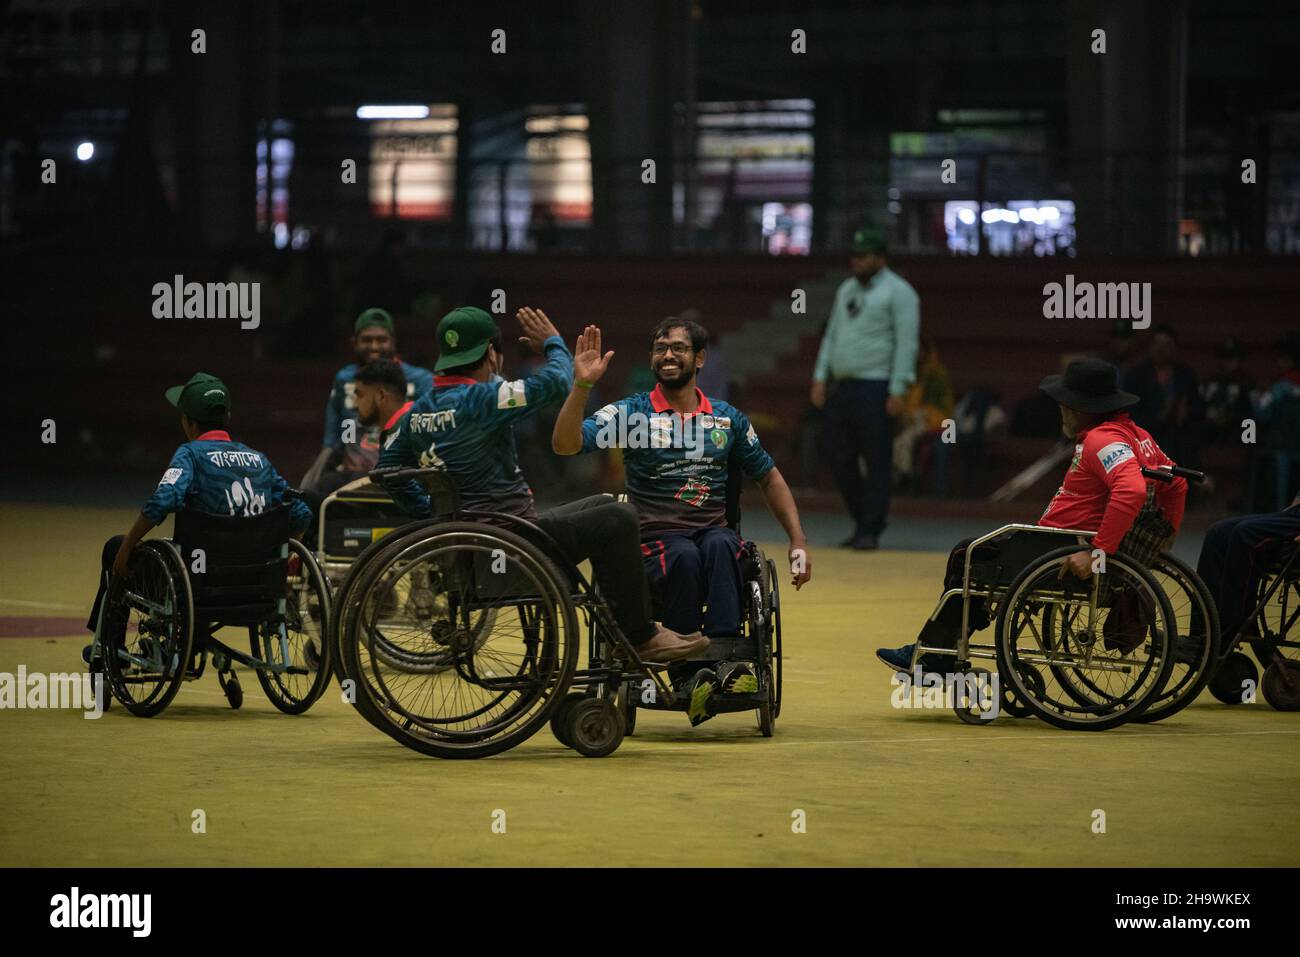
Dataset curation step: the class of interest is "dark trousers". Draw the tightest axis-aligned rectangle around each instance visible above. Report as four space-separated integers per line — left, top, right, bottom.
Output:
1196 505 1300 643
825 379 893 537
913 536 997 657
536 495 656 645
641 526 743 637
86 535 125 633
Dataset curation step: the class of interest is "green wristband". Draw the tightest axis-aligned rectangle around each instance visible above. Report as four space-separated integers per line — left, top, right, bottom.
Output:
576 381 595 389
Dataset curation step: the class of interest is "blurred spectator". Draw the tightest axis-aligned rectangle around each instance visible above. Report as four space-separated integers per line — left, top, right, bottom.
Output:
893 337 954 485
1248 332 1300 509
1103 318 1139 370
1122 324 1204 470
1257 331 1300 419
674 308 731 403
1200 336 1255 445
529 203 560 252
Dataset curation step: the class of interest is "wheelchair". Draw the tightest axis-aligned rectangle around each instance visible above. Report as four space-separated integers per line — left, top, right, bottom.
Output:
90 506 334 717
612 464 782 737
907 465 1216 731
329 466 782 759
1207 542 1300 711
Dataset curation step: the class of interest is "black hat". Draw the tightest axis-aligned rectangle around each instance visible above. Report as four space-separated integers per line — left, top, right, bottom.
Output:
1039 359 1139 414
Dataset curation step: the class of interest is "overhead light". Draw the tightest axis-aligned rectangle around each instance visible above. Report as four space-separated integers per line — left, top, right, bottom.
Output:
356 105 430 120
76 141 94 161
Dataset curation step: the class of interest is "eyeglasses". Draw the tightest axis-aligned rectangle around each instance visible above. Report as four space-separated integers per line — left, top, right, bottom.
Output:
652 343 693 357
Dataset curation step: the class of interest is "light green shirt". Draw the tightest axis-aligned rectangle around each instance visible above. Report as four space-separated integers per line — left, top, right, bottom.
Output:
813 267 920 397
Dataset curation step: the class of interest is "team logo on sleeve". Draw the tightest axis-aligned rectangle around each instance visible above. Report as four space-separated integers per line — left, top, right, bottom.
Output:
496 380 527 409
1097 441 1135 473
158 468 183 486
593 403 618 424
745 423 757 445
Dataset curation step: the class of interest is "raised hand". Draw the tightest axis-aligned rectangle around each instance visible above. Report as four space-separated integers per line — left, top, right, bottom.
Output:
516 307 560 353
573 324 615 386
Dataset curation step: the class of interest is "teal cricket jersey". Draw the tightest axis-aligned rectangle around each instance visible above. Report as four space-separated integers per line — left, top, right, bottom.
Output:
579 385 775 536
378 336 573 518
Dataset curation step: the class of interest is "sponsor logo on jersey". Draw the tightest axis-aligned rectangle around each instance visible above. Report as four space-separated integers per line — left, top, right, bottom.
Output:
1097 441 1135 473
159 467 184 486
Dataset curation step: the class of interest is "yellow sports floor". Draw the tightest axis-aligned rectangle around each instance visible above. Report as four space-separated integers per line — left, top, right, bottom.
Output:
2 502 1298 867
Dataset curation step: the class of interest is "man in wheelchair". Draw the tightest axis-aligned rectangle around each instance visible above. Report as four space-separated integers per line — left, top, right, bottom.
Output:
83 373 312 672
875 358 1188 675
377 305 710 664
551 316 812 724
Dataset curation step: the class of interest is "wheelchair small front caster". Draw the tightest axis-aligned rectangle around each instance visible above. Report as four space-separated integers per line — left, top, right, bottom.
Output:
566 697 625 757
219 670 244 710
550 692 588 748
1208 652 1258 705
1262 658 1300 711
1001 665 1045 718
953 668 998 725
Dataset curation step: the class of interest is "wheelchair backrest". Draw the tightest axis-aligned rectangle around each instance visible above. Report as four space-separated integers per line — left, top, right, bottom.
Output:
173 507 291 618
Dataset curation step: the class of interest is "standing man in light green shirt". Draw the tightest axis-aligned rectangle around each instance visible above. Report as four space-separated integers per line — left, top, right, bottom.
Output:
809 227 920 550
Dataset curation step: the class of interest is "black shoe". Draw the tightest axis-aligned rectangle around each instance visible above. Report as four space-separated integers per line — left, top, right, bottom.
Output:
838 534 858 549
850 533 879 551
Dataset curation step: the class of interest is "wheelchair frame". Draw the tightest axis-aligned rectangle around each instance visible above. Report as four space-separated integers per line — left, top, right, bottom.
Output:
92 506 333 717
328 464 782 758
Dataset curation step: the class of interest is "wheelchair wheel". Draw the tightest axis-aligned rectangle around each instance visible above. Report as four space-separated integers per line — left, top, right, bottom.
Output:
995 546 1175 731
104 541 194 717
335 522 580 759
251 540 334 715
1133 553 1221 724
762 557 783 724
1208 651 1258 705
566 697 625 757
618 681 638 737
953 668 998 724
1251 559 1299 671
1000 663 1044 718
1262 659 1300 711
550 692 587 747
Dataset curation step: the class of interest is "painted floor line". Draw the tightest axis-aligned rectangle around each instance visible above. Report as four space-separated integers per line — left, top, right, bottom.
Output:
0 598 84 611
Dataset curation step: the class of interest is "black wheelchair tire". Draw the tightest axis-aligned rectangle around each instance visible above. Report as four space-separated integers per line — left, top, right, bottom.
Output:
252 539 334 715
1208 651 1259 705
1133 552 1222 724
995 546 1176 731
104 540 194 718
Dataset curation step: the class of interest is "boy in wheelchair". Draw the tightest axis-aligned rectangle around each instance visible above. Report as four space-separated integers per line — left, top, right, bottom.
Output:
551 317 812 724
83 373 312 674
875 359 1188 675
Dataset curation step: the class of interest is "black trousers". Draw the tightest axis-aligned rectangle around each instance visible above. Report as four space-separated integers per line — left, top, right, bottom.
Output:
86 535 125 633
1196 504 1300 643
825 379 893 537
536 495 657 645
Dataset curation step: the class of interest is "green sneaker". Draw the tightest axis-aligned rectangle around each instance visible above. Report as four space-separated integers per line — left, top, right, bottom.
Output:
686 668 718 726
718 660 759 694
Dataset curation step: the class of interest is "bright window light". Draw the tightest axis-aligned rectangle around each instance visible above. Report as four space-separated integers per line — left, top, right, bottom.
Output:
76 142 94 161
356 105 430 120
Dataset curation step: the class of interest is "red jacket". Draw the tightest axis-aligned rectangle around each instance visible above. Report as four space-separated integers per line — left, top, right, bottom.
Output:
1038 412 1187 553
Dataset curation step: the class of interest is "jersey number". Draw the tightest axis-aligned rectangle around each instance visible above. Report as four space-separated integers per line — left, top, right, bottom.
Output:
224 477 267 517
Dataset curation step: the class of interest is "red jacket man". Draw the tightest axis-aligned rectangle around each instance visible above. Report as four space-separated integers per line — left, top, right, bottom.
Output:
877 358 1187 673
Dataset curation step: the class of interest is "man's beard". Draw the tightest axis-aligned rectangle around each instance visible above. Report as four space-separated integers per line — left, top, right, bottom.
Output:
854 267 881 284
653 364 694 390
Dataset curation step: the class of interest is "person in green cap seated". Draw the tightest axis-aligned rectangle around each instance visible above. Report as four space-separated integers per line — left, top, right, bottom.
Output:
379 305 711 664
302 307 434 496
82 373 313 670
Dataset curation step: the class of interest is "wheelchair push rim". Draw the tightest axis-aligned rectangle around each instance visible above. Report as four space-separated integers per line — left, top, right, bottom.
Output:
249 539 335 714
103 540 194 717
995 546 1177 731
335 523 580 759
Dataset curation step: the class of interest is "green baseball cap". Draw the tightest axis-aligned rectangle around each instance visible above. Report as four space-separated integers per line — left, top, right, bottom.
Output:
434 306 499 372
354 307 395 336
164 372 231 420
851 226 888 254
